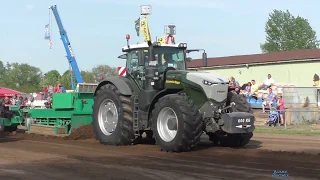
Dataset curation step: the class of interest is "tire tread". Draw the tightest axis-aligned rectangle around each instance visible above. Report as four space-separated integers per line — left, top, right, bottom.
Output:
92 83 134 146
151 94 203 152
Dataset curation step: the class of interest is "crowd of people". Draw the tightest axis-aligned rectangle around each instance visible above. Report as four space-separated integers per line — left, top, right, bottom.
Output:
40 84 66 99
0 84 67 111
228 74 285 126
0 95 29 116
40 84 66 108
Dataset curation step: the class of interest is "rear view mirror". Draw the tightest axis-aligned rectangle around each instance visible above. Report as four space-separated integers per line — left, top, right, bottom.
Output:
138 51 144 66
202 52 207 67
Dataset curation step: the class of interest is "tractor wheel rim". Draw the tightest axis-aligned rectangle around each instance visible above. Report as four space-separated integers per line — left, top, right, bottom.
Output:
98 99 118 136
157 107 178 142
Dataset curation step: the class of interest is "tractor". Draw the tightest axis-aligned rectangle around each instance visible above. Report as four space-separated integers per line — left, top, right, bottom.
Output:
91 37 255 152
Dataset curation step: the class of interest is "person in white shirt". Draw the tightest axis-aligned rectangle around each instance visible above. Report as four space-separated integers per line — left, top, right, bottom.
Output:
260 74 275 90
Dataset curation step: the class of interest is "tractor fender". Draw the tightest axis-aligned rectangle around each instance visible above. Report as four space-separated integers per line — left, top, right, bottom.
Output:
94 76 132 96
147 89 182 126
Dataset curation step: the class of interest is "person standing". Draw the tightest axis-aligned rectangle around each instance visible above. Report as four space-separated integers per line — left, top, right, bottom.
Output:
313 73 319 86
277 95 285 126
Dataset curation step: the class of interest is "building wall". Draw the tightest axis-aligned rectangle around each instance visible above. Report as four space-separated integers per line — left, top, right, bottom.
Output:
195 61 318 87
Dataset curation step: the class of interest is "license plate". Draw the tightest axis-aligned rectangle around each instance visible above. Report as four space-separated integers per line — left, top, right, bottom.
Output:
237 118 251 123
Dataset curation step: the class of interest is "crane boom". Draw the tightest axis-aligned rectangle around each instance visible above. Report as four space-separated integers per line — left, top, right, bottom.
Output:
49 4 83 89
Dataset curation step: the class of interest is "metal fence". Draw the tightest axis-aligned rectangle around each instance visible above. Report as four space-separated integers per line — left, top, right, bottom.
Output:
281 86 320 126
282 86 319 105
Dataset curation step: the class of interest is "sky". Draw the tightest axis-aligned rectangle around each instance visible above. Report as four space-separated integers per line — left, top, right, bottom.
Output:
0 0 319 74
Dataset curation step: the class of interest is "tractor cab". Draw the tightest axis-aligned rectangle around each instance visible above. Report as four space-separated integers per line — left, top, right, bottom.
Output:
121 41 188 74
118 41 190 112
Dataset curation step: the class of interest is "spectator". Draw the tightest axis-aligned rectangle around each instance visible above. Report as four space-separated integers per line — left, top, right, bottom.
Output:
48 85 54 94
277 95 285 126
11 95 17 105
54 84 60 93
59 84 66 93
45 95 52 109
22 97 28 106
4 96 11 110
16 96 24 108
260 74 275 90
313 73 319 86
29 93 35 103
0 98 4 113
242 82 251 96
241 83 247 91
250 79 259 95
229 76 240 94
262 87 276 113
41 86 49 100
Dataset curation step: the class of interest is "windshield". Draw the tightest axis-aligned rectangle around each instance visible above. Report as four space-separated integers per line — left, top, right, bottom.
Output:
125 47 186 74
154 47 186 73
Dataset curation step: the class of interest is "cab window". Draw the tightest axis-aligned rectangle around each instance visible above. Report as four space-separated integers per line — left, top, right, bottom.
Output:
126 49 150 73
126 51 139 73
154 47 185 73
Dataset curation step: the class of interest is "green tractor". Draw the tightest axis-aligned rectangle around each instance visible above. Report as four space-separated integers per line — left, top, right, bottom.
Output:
92 40 255 152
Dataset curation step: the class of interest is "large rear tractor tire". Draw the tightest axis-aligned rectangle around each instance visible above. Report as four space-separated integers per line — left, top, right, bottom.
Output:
209 92 253 147
92 84 134 145
227 91 253 113
151 94 203 152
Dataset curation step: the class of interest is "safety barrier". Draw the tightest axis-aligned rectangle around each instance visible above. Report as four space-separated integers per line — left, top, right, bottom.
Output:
76 83 98 93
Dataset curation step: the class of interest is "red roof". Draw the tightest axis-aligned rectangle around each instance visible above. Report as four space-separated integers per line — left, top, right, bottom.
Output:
0 87 22 97
187 48 320 68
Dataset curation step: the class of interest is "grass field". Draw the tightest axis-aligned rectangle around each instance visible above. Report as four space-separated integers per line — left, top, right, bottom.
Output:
255 124 320 135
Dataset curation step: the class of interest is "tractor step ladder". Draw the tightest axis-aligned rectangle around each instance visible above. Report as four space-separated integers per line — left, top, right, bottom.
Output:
133 95 140 137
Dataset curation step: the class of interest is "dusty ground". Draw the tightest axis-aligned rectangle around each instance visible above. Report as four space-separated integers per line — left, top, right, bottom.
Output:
0 127 319 180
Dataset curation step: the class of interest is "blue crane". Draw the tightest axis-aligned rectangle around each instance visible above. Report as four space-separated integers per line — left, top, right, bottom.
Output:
49 4 83 90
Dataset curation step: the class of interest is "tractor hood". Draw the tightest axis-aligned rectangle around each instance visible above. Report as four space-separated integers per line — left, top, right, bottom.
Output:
165 70 229 102
185 72 229 102
185 72 229 84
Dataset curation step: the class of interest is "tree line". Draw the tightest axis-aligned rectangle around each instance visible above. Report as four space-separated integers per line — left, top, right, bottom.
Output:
0 61 118 93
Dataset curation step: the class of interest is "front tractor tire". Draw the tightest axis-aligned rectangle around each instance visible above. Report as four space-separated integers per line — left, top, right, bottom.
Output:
92 84 134 145
151 94 203 152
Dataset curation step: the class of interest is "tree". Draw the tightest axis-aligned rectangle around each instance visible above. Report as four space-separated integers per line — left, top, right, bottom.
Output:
41 70 61 86
81 70 95 83
260 9 320 53
60 70 74 90
0 63 42 92
91 65 118 81
0 60 6 79
60 70 96 90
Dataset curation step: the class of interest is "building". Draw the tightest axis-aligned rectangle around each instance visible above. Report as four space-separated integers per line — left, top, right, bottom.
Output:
187 49 320 87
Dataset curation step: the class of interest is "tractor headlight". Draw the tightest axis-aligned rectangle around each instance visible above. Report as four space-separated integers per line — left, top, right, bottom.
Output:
178 43 187 48
202 80 215 86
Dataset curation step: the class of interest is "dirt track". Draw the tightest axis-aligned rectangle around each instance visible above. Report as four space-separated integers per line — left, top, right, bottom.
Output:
0 130 319 180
